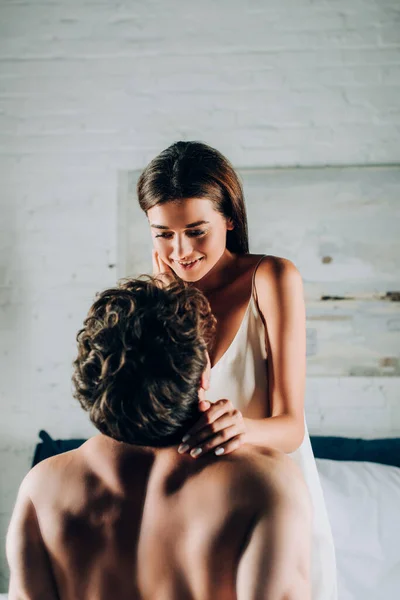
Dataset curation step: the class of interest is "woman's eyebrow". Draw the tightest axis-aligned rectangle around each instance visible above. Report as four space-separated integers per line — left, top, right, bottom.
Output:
150 220 210 230
185 220 210 228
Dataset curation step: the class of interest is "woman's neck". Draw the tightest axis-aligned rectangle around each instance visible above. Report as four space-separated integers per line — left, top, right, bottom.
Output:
192 250 238 295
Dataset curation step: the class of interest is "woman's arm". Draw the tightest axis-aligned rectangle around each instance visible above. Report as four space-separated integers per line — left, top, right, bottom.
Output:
177 255 306 458
247 256 306 453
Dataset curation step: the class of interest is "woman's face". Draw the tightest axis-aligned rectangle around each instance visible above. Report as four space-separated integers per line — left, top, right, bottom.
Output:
147 198 233 282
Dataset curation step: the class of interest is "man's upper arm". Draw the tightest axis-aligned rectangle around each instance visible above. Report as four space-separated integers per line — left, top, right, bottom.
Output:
6 476 59 600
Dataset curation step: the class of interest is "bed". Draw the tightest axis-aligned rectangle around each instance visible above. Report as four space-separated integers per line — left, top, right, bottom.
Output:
316 457 400 599
2 432 400 600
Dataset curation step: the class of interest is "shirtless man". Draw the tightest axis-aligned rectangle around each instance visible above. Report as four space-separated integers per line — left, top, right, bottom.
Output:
6 276 312 600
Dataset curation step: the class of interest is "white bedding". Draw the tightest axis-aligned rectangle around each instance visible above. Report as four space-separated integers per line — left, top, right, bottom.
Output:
2 459 400 599
316 459 400 600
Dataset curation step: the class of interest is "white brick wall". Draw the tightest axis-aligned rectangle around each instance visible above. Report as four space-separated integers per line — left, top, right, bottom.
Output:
1 0 399 590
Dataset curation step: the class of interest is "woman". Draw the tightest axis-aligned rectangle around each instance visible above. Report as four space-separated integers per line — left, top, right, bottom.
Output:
137 141 338 599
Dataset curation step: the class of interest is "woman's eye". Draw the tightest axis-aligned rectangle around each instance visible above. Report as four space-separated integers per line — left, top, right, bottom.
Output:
187 230 206 237
155 230 206 239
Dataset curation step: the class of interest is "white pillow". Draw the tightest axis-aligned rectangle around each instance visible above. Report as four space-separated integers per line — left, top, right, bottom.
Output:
316 459 400 600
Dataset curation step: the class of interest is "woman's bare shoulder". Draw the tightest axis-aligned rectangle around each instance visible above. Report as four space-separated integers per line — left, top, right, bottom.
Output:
235 253 301 287
254 254 301 279
252 254 303 304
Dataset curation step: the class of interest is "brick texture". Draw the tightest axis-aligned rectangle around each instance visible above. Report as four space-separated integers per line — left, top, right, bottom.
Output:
1 0 399 590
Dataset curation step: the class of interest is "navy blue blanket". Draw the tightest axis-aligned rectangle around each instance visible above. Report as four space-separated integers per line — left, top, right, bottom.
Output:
32 430 400 469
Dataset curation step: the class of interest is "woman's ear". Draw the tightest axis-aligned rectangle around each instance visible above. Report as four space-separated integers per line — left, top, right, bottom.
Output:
226 218 234 231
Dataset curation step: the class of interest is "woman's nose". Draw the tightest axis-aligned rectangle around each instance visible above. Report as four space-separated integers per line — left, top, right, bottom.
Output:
174 235 193 259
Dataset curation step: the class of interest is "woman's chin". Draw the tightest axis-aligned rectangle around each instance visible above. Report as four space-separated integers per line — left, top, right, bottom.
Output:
174 271 204 283
171 258 207 282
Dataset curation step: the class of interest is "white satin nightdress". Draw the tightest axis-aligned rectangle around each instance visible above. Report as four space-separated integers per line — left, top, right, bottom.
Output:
206 256 338 600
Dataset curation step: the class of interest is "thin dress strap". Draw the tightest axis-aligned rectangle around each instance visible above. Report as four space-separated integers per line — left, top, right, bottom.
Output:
251 255 267 301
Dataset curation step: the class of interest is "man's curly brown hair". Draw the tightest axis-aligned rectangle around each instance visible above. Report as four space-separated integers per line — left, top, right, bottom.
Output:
72 276 216 447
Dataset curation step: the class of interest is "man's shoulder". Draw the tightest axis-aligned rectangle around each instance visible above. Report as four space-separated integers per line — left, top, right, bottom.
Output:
22 438 94 502
210 446 281 491
220 445 291 472
216 446 309 507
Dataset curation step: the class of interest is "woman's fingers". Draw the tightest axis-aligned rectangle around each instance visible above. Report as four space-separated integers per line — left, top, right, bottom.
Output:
178 403 246 458
188 430 246 458
152 249 164 275
184 411 243 446
212 433 246 456
152 250 176 287
152 249 159 274
198 400 211 412
183 399 235 439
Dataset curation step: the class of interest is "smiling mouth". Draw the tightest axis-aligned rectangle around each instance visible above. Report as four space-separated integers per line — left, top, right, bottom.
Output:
175 258 204 268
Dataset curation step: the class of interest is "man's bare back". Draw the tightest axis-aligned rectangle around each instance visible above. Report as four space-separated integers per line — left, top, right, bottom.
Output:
7 435 311 600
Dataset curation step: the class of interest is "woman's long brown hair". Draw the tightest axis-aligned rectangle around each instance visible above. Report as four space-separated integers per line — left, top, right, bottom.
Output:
137 141 249 254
